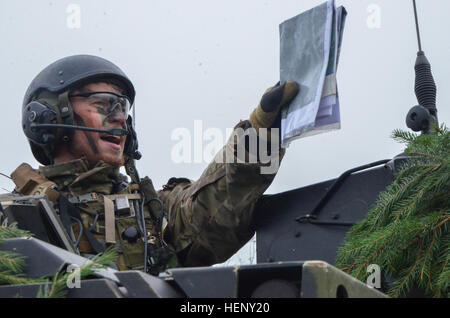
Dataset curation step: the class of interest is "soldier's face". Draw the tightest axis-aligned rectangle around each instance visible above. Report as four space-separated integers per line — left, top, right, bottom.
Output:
57 82 128 167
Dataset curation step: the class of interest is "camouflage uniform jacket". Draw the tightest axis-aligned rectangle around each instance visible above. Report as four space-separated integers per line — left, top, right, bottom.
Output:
21 121 284 271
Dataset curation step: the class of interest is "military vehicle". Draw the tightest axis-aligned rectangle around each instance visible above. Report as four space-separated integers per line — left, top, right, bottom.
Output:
0 0 441 298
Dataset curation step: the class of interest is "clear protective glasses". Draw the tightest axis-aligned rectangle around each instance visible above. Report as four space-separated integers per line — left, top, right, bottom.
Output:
69 91 131 119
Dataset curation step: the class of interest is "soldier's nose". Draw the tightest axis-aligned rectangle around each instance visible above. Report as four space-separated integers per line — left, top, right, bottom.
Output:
106 111 126 128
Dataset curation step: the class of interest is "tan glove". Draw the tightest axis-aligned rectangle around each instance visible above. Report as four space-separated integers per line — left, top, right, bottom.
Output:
249 81 299 132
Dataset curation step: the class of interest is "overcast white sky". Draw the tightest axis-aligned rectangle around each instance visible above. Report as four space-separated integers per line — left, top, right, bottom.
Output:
1 0 449 265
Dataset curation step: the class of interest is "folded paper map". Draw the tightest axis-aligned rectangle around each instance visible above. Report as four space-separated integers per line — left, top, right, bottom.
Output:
280 0 347 147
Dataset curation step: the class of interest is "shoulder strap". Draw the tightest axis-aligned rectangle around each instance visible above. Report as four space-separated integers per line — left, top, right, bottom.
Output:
58 195 105 254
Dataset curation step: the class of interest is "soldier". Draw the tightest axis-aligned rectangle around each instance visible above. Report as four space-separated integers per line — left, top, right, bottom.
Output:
13 55 298 274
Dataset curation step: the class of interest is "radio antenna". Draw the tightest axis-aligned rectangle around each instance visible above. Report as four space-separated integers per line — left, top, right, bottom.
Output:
0 172 11 180
405 0 438 134
412 0 422 52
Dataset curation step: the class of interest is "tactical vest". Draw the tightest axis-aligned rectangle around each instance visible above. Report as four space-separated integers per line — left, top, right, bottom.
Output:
11 161 178 275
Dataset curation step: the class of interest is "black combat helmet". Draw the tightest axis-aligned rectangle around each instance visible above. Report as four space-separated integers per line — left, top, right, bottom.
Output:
22 55 136 165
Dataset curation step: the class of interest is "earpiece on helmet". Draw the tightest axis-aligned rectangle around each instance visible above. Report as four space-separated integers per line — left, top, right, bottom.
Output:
22 101 57 146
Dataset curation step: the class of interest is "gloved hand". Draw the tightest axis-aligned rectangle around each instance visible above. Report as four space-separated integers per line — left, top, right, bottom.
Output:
249 81 299 132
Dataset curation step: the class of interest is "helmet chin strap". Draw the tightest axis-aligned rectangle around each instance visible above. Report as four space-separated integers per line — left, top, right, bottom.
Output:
72 112 100 155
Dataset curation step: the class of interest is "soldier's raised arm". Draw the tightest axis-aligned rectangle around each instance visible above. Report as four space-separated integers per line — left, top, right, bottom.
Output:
159 82 299 266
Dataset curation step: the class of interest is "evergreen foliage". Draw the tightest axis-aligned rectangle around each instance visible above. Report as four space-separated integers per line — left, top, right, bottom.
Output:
336 125 450 298
0 211 117 297
37 247 117 298
0 214 38 286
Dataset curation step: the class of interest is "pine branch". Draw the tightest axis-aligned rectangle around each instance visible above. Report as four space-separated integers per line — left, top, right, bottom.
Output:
1 211 118 298
389 239 423 298
435 259 449 298
0 227 32 241
0 251 26 273
0 212 39 287
392 129 418 144
336 126 450 297
38 247 117 298
0 272 33 285
420 232 436 281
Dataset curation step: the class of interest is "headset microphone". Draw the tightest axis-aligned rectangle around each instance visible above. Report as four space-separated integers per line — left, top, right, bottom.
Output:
30 123 128 137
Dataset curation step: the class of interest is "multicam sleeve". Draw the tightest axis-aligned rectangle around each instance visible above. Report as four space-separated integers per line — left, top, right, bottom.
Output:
158 120 285 267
